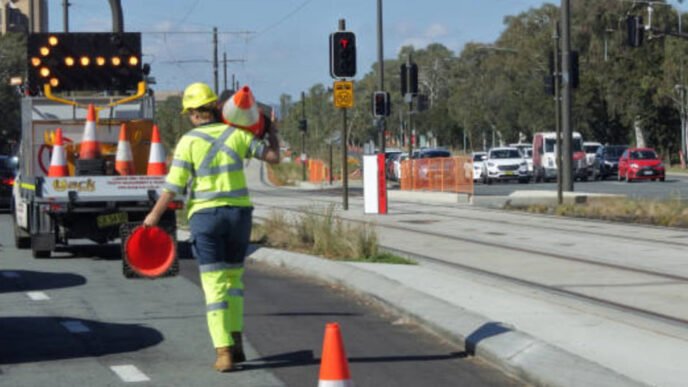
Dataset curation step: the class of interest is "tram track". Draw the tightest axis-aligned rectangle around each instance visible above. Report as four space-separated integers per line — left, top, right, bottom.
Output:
251 187 688 330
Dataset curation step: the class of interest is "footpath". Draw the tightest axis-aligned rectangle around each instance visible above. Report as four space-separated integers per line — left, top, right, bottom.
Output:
230 163 688 386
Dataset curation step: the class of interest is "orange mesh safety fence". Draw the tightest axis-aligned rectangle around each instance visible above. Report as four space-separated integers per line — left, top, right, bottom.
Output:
400 156 474 194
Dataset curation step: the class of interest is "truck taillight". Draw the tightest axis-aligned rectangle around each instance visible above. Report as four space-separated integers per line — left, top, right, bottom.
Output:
49 203 65 211
167 201 183 210
1 177 14 186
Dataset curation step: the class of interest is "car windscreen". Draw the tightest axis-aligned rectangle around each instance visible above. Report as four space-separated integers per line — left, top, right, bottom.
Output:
584 145 599 153
490 149 521 159
421 151 451 158
544 139 555 153
630 150 658 160
573 138 583 152
0 157 16 176
472 154 485 161
605 147 626 159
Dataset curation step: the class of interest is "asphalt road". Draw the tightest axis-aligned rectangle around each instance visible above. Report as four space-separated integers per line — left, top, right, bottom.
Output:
471 173 688 200
0 212 520 386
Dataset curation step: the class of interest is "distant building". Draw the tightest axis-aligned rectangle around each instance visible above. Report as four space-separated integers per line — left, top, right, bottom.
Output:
1 0 48 34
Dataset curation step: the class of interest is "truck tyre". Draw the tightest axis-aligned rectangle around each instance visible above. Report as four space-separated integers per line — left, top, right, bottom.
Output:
14 225 31 249
32 249 51 259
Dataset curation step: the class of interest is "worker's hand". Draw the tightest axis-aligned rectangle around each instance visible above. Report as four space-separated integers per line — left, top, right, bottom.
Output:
143 212 160 228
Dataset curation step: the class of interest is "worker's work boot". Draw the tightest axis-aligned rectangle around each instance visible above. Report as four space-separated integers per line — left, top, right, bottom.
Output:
231 332 246 363
214 347 233 372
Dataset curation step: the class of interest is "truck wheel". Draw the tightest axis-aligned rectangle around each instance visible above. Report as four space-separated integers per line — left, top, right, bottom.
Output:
32 249 51 259
14 223 31 249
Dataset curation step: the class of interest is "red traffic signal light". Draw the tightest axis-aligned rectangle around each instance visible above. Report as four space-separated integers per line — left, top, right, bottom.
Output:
330 31 356 78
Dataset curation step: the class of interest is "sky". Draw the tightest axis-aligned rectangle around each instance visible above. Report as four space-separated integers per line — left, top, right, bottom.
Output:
48 0 688 104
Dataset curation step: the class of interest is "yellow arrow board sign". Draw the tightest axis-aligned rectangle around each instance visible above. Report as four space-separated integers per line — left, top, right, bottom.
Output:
334 80 354 109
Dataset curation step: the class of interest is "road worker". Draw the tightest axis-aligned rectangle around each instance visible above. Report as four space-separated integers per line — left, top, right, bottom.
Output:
143 82 280 372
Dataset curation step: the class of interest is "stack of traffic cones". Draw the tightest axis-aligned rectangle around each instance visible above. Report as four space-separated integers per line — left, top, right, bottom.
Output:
147 124 167 175
115 123 135 175
318 323 353 387
79 104 100 160
48 128 69 177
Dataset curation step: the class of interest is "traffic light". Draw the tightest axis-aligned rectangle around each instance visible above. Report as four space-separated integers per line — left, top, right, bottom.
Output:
400 62 418 97
27 32 143 93
627 16 644 48
329 31 356 78
298 119 307 132
416 94 429 111
372 91 390 117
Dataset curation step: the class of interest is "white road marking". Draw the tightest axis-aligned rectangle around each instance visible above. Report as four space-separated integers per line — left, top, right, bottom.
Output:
2 271 20 278
110 365 150 383
60 320 90 333
26 291 50 300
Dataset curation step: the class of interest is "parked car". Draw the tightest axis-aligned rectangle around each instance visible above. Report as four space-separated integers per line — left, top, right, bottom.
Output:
481 147 530 184
0 155 18 208
472 151 487 182
415 148 453 179
592 145 627 180
583 141 602 177
618 147 665 182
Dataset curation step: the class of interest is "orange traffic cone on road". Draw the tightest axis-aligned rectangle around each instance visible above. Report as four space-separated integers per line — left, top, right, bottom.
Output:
79 104 100 159
48 128 69 177
318 323 353 387
147 124 167 175
115 123 135 175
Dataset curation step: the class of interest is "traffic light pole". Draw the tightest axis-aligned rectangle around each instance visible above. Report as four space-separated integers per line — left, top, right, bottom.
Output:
301 91 307 182
561 0 574 191
554 22 563 205
342 108 349 210
376 0 386 155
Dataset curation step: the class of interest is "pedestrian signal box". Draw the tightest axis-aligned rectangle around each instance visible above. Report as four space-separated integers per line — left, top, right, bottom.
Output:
372 91 390 117
330 31 356 78
27 32 143 93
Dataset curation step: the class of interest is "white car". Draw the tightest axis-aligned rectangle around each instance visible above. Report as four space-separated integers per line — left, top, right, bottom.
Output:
471 152 487 182
583 141 602 177
482 147 530 184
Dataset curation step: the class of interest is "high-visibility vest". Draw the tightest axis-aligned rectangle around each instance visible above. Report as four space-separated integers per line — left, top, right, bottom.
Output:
163 122 265 218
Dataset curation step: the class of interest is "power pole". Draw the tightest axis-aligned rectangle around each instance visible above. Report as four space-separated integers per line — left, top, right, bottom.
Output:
301 91 307 182
223 52 228 91
63 0 70 32
213 27 219 94
560 0 573 191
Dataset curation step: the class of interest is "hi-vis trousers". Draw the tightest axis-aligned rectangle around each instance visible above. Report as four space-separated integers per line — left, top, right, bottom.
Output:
189 206 253 348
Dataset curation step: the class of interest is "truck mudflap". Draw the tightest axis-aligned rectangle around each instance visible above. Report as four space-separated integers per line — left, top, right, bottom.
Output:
119 211 179 279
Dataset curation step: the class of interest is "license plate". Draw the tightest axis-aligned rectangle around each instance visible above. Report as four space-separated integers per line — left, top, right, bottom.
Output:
96 212 128 228
504 171 514 176
643 170 654 176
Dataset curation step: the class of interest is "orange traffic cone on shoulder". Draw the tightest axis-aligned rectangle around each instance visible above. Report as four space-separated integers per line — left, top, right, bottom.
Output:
115 123 135 175
79 104 100 160
49 128 69 177
147 124 167 175
318 323 353 387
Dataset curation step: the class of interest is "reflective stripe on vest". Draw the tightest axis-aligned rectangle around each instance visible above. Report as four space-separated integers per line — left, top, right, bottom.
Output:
199 262 244 273
227 289 244 297
207 301 228 312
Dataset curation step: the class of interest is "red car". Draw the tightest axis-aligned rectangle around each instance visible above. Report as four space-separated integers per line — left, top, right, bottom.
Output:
618 147 665 182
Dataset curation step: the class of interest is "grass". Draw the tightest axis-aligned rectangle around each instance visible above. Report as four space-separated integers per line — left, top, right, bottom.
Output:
522 197 688 228
267 162 304 186
251 204 415 264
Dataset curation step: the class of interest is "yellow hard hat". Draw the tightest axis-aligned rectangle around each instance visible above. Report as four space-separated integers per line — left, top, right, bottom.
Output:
181 82 218 113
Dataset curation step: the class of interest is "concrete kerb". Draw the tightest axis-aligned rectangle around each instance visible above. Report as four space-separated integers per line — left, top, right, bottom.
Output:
504 191 626 209
243 245 643 387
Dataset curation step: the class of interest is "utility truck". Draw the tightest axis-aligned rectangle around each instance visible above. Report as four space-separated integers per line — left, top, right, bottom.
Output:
11 31 179 277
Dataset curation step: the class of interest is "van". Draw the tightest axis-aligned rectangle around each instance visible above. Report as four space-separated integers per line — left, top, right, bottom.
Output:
532 132 587 182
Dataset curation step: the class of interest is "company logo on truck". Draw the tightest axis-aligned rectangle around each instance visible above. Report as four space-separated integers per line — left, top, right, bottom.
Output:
52 178 96 192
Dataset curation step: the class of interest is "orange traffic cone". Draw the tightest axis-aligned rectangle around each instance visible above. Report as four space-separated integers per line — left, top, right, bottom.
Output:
48 128 69 177
79 104 100 159
318 323 353 387
115 123 136 175
147 124 167 175
221 85 264 137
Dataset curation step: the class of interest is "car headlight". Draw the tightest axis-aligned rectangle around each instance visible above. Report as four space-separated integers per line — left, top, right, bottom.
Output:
657 163 664 168
487 162 495 167
604 160 614 166
520 162 527 167
474 165 480 170
630 163 639 169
